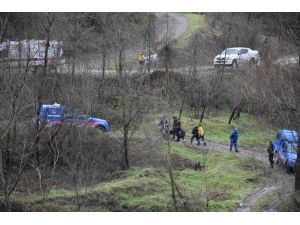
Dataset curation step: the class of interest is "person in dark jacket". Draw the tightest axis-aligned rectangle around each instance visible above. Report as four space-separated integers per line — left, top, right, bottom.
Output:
191 125 200 145
159 116 169 140
230 128 239 152
172 116 181 141
267 141 274 168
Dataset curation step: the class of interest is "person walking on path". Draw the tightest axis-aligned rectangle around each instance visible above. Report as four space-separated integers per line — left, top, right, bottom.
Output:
191 124 200 145
267 141 275 168
230 128 239 152
198 124 206 146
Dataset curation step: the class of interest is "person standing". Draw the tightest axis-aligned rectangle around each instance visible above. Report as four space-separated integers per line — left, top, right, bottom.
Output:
151 51 158 72
191 125 200 145
172 116 181 142
267 141 274 168
138 51 145 72
160 116 169 140
230 128 239 152
198 124 206 146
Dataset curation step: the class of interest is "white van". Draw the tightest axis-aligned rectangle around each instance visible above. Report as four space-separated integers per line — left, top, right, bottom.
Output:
0 39 65 69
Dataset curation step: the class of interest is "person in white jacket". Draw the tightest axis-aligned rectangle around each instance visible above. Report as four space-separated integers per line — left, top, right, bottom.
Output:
150 51 158 72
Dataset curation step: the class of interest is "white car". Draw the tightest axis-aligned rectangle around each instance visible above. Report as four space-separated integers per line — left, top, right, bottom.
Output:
213 47 260 67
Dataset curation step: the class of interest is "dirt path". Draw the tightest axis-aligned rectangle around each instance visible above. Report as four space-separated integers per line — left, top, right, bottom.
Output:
155 13 189 43
178 139 295 211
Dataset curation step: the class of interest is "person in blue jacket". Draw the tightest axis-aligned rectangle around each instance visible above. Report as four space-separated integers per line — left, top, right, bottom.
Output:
230 128 239 152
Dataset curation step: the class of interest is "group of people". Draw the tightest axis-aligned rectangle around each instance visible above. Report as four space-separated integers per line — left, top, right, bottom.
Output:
138 51 158 72
159 116 241 153
191 124 206 146
160 116 277 169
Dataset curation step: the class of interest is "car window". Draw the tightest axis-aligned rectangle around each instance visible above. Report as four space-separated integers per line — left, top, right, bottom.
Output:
221 49 239 55
64 112 73 119
288 144 297 153
240 49 248 54
276 133 281 140
78 114 89 120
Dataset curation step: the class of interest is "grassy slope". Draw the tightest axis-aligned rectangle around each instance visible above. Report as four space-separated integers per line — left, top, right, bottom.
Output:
176 13 205 49
277 191 300 212
251 190 280 212
13 142 265 212
171 144 265 211
175 110 275 150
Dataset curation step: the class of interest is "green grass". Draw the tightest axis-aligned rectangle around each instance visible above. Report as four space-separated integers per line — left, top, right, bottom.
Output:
277 191 300 212
9 142 266 212
176 110 276 150
252 190 280 212
176 13 206 48
170 143 266 211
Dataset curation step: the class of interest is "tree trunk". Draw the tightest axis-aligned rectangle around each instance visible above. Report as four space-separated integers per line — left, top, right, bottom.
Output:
118 49 123 76
72 13 78 77
43 33 50 76
200 105 206 123
43 15 54 77
0 146 6 188
34 96 42 166
123 125 129 169
167 139 177 211
178 99 185 120
229 98 246 124
101 48 106 80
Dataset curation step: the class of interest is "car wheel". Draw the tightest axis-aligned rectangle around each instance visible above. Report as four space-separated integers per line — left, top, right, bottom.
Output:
232 59 238 68
97 126 106 133
276 158 279 165
249 58 255 66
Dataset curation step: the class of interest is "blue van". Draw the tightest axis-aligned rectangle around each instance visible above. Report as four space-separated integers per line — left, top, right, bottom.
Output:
274 130 298 173
36 103 110 132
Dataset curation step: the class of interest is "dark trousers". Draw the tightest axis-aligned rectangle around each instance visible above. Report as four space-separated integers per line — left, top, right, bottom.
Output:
230 140 238 151
173 128 180 141
268 154 274 168
191 134 200 144
199 135 206 144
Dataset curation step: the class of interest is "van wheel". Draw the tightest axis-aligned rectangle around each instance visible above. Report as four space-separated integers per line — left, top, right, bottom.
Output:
285 162 290 173
249 58 255 66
